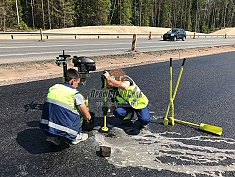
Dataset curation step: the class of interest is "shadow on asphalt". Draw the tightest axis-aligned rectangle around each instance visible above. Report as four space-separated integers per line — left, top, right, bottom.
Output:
24 101 44 112
16 121 70 154
16 114 147 155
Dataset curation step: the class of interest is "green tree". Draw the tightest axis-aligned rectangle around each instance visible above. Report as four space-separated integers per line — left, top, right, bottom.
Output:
140 0 151 26
121 0 132 25
160 0 172 27
90 0 111 25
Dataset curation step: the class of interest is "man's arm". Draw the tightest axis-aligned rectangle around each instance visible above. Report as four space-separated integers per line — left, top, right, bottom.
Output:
107 76 130 90
77 104 91 119
74 94 91 120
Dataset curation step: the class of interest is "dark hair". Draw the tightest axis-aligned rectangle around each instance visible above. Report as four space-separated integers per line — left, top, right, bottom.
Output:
65 68 80 82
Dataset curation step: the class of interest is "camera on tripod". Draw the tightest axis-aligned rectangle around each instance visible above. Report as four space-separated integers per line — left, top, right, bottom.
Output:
73 56 96 85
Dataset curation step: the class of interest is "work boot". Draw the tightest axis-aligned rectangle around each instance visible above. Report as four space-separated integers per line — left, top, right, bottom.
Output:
71 133 88 145
140 124 147 130
122 119 133 127
46 136 61 145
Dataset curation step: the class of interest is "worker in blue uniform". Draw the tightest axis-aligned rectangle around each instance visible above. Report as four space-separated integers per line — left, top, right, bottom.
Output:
40 68 91 145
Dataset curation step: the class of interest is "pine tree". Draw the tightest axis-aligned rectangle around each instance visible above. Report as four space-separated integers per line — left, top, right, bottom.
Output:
160 0 172 27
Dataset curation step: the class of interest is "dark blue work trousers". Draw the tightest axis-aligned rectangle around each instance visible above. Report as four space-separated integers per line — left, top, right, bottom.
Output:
113 106 151 126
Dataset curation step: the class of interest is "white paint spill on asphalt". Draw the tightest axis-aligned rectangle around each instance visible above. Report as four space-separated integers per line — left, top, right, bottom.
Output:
95 128 235 177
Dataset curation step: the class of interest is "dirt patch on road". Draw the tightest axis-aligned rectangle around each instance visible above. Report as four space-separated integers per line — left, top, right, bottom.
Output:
1 45 235 86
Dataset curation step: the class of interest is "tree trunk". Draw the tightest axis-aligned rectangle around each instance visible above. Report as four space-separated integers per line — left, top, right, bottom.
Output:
181 0 184 28
223 2 228 28
41 0 45 29
109 0 116 24
157 1 161 26
31 0 35 29
119 0 121 24
195 0 198 32
16 0 20 29
139 0 142 26
47 0 51 29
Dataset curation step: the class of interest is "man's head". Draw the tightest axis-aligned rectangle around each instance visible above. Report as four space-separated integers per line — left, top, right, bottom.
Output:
65 68 80 88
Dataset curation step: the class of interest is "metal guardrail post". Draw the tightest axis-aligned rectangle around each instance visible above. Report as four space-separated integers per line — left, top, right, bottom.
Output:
40 28 43 41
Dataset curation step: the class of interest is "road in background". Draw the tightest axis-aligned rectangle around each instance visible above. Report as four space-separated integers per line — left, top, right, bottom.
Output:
1 52 235 176
0 38 235 64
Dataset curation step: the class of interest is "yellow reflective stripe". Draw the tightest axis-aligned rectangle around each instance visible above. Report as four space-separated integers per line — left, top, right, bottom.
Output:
118 75 148 109
41 119 78 136
126 85 138 99
130 92 143 106
46 98 80 115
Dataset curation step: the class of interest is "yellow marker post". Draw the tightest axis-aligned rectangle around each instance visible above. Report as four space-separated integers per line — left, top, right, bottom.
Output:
164 58 186 126
101 78 109 132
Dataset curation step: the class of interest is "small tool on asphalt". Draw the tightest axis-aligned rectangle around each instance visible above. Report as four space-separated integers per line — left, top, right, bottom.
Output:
100 146 111 157
101 71 109 132
163 58 223 136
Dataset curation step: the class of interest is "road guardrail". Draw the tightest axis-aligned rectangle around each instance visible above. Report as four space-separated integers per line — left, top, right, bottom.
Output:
0 32 235 40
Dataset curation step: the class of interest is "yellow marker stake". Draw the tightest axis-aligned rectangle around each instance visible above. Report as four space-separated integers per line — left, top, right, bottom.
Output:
164 58 186 126
163 58 172 125
102 78 108 132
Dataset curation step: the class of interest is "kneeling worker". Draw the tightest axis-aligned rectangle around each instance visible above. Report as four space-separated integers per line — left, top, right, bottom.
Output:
40 68 91 145
102 70 151 129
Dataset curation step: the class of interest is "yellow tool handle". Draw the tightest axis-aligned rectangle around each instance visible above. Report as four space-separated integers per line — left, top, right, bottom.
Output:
173 58 186 100
174 118 200 127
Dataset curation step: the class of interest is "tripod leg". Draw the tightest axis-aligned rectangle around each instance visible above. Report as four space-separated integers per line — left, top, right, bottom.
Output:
163 58 173 126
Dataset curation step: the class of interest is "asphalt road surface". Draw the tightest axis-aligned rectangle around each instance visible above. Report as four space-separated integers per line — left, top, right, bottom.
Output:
1 52 235 177
1 38 235 64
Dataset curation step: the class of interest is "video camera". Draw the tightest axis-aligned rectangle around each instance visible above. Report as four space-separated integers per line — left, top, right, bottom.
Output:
73 56 96 85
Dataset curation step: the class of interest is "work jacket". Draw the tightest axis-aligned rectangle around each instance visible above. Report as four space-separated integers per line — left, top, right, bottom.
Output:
39 82 81 141
117 75 148 109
